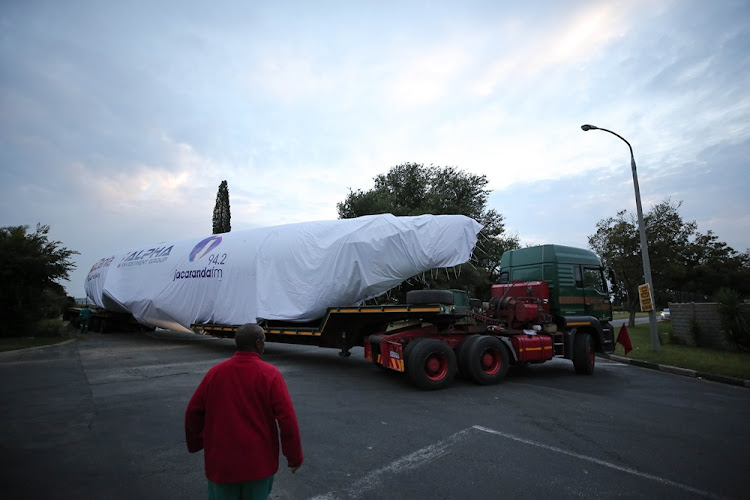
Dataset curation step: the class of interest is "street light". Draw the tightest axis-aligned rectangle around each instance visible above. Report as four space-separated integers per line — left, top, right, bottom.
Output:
581 124 660 351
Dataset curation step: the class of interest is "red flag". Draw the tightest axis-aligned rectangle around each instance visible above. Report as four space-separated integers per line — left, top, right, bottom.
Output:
617 324 633 355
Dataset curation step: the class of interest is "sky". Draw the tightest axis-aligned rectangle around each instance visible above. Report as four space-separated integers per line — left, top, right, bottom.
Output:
2 0 749 299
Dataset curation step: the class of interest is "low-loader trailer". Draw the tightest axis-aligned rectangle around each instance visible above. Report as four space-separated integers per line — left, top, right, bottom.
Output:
193 244 616 390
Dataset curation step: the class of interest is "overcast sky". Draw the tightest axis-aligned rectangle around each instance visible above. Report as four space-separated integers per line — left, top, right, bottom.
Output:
2 0 749 298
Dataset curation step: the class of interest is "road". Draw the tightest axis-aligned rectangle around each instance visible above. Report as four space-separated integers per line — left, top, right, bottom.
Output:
611 316 651 327
1 330 747 499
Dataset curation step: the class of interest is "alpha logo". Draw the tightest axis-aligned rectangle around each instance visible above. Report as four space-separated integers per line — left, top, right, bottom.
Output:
189 236 222 262
118 246 173 268
89 255 116 273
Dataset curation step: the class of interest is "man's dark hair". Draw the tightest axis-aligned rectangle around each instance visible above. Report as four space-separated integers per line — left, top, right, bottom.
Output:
235 324 265 352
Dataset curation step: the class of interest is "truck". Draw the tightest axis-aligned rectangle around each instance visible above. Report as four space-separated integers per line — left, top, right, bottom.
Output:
193 244 617 390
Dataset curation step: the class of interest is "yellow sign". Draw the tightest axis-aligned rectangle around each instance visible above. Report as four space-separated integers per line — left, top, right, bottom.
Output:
638 283 653 312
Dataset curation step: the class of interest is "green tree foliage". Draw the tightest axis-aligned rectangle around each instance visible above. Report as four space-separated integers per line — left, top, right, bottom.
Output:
589 198 750 324
212 180 231 234
588 209 641 321
682 231 750 295
0 224 78 337
337 163 519 300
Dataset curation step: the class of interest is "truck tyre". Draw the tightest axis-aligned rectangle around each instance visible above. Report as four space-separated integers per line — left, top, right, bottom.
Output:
457 335 480 378
406 338 457 390
403 337 425 362
465 335 509 385
573 332 595 374
406 290 455 305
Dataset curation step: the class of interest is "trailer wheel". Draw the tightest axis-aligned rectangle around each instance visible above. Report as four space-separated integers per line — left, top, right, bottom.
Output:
406 290 455 305
466 335 509 385
406 339 457 390
573 332 595 374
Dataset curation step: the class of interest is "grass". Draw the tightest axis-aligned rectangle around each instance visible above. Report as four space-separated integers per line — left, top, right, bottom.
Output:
0 319 76 353
0 335 73 352
611 321 750 381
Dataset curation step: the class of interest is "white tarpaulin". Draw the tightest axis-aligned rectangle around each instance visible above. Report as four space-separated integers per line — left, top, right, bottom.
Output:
85 214 483 332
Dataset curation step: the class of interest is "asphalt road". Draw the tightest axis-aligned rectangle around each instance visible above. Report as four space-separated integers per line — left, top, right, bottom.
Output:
611 317 651 327
1 330 748 500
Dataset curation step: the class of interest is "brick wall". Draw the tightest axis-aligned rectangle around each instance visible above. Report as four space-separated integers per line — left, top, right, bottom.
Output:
669 302 726 348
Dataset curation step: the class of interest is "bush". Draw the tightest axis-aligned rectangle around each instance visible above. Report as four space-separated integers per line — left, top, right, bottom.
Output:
714 288 750 351
0 224 78 337
29 319 73 337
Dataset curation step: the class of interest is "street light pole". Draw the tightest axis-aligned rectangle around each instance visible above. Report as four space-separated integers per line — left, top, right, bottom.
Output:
581 124 660 351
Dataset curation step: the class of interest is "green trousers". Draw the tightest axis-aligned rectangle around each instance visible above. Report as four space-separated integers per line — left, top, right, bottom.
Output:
207 476 274 500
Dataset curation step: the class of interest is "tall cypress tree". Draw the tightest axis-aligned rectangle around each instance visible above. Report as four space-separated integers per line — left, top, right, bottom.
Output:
212 180 231 234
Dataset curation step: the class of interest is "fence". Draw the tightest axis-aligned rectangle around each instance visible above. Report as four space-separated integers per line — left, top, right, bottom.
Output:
669 290 710 303
669 302 725 348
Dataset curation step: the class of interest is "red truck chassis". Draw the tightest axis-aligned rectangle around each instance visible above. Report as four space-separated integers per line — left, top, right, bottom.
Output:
194 280 598 390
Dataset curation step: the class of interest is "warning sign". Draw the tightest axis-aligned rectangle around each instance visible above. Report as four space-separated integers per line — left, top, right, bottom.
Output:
638 283 653 312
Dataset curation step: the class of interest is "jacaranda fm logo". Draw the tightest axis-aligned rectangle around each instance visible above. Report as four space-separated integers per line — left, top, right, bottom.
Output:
189 236 222 262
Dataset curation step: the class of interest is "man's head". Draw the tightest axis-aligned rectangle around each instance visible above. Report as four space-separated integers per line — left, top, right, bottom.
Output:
235 323 265 353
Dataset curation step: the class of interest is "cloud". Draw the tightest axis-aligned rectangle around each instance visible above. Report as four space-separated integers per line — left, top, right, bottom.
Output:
383 46 470 108
469 1 650 97
2 0 749 299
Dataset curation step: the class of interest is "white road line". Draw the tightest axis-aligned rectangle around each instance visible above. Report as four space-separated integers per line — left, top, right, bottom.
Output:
309 425 731 500
473 425 731 500
308 427 475 500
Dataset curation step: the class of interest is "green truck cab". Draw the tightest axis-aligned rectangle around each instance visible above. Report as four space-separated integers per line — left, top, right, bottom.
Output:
498 244 616 355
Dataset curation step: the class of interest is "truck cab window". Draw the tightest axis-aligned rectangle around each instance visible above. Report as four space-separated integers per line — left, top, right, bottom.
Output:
574 266 583 288
583 267 605 293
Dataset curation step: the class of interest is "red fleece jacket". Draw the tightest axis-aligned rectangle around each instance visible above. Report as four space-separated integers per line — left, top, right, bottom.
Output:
185 351 303 483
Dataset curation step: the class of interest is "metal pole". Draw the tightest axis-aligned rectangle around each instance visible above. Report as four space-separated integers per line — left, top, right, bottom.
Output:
581 124 660 351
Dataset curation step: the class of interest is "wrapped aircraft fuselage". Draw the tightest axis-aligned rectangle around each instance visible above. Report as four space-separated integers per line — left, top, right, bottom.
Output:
85 214 483 332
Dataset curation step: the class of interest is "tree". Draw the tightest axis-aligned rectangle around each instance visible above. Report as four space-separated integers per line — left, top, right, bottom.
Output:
0 224 79 336
589 198 750 325
212 180 231 234
681 231 750 296
337 163 519 300
714 288 750 351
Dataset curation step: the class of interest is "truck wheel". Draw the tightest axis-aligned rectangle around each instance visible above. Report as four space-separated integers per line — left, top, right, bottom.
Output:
403 337 424 362
406 290 455 305
457 335 480 378
406 339 457 390
573 332 595 374
466 336 509 385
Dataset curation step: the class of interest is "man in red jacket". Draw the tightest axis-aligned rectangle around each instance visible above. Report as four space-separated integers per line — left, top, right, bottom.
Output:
186 323 303 499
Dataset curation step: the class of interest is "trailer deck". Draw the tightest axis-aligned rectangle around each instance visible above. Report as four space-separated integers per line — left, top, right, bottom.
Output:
191 302 454 350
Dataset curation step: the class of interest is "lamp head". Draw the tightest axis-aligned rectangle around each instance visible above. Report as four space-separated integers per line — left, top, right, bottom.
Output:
581 124 597 131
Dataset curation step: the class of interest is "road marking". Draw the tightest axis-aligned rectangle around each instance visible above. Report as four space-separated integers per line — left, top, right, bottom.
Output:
310 425 731 500
473 425 731 500
308 427 475 500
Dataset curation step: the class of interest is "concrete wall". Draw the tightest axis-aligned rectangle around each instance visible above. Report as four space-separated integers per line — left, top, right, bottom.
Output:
669 302 726 348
